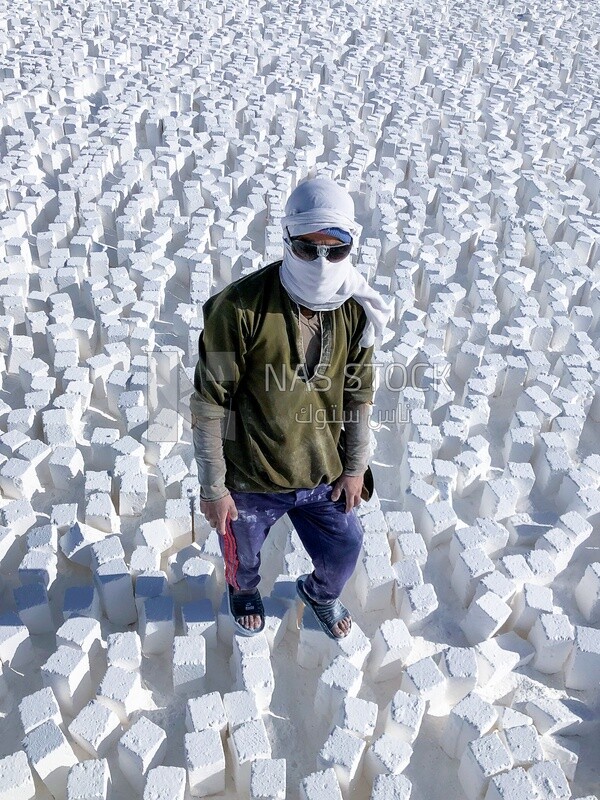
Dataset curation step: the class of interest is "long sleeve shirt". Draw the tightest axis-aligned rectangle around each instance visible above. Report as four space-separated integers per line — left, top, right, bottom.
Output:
192 306 372 500
190 260 374 498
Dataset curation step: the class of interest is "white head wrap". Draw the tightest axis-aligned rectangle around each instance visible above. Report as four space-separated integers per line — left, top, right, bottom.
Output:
279 177 392 347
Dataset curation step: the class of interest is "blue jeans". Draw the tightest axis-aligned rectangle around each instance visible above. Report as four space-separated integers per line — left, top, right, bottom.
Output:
220 482 364 603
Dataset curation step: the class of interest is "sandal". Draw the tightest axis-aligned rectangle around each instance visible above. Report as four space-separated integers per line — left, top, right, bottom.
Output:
296 575 352 640
227 584 265 637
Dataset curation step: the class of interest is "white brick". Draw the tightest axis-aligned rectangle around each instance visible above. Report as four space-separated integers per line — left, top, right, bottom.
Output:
368 618 412 682
181 599 217 648
85 491 120 532
400 656 446 715
250 758 286 800
371 774 412 800
139 595 175 655
564 625 600 690
118 716 167 793
228 718 271 792
185 692 227 736
0 457 42 499
18 686 61 734
14 583 53 634
56 616 103 661
450 521 509 568
356 555 396 611
135 571 169 613
528 613 574 674
68 699 122 757
438 646 478 705
26 523 58 551
48 445 84 488
106 631 142 671
129 545 161 577
59 522 105 568
458 732 514 800
399 583 438 625
1 499 36 535
318 726 366 795
168 543 203 583
260 596 288 651
185 729 226 797
237 656 275 710
525 698 583 737
483 767 539 799
182 556 217 603
574 563 600 623
461 591 512 645
473 571 517 605
297 607 331 670
383 689 425 744
22 719 77 800
222 690 261 733
528 759 570 799
499 724 543 767
559 512 592 548
0 612 33 668
94 558 137 625
96 665 145 724
420 499 457 547
392 532 427 566
534 528 575 574
143 766 186 800
90 536 125 570
480 479 519 521
41 645 93 715
18 548 57 589
335 696 378 740
173 634 206 694
540 737 579 782
300 768 343 800
67 758 110 800
385 512 416 538
315 656 362 719
0 750 35 800
135 519 173 552
364 733 412 782
156 454 188 498
510 584 554 636
452 547 495 607
89 428 120 470
495 707 533 731
442 693 498 759
231 632 271 668
525 550 556 585
475 634 534 687
119 470 149 516
392 558 423 601
329 621 371 670
164 497 192 546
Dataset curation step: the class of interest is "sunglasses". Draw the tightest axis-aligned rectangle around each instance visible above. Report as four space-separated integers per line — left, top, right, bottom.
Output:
284 226 353 263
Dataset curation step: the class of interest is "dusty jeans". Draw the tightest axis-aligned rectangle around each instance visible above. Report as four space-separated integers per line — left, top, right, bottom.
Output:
220 482 364 603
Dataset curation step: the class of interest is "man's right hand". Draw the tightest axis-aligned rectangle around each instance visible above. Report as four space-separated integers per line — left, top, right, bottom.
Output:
200 494 239 536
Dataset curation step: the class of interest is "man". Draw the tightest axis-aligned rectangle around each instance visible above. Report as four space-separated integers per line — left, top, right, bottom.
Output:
190 177 391 638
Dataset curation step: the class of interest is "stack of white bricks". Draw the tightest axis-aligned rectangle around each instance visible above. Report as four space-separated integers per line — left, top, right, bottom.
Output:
1 0 600 798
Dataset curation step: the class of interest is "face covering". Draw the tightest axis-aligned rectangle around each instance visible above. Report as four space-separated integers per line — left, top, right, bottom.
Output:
279 177 393 347
281 249 352 306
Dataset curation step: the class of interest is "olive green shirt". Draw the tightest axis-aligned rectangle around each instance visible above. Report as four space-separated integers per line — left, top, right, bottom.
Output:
190 260 374 494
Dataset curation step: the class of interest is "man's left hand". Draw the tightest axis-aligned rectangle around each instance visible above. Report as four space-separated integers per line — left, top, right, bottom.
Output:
331 474 364 513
